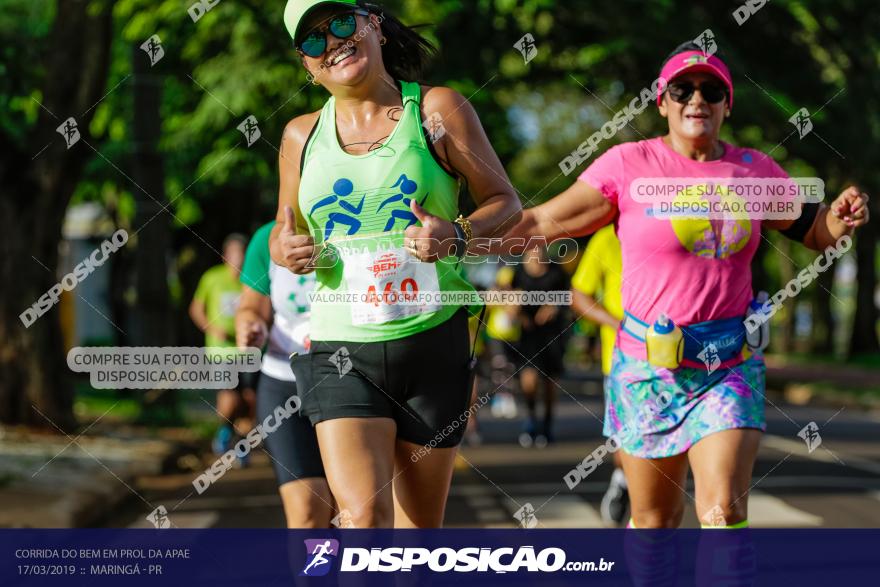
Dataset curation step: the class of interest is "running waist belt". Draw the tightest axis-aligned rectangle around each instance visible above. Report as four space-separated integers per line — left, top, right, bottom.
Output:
621 311 747 368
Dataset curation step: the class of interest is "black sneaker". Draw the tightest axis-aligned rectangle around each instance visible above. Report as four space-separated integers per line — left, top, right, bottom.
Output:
600 468 629 526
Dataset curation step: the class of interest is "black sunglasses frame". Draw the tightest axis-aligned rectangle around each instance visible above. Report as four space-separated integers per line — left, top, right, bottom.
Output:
296 9 371 58
665 81 729 105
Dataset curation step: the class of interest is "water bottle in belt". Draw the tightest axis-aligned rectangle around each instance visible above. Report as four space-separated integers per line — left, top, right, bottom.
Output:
645 313 683 369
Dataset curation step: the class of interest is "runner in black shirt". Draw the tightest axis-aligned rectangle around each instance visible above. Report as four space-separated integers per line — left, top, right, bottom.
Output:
511 248 570 446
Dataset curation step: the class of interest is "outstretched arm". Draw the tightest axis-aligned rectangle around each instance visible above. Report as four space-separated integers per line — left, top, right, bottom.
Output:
501 180 617 255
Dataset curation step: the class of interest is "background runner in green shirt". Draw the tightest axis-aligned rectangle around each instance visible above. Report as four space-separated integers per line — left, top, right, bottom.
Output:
189 234 256 460
236 222 331 528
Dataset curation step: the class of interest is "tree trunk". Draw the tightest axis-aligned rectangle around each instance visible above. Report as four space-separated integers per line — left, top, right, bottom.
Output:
0 0 116 429
775 239 796 354
130 44 172 347
849 222 880 358
0 222 72 429
812 260 836 354
129 44 179 423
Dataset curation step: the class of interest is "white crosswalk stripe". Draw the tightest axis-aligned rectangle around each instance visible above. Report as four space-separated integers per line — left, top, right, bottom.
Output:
517 495 605 528
746 491 823 527
130 511 219 529
456 483 826 528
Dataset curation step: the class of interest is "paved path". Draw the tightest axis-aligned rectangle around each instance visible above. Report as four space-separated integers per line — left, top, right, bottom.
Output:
107 395 880 529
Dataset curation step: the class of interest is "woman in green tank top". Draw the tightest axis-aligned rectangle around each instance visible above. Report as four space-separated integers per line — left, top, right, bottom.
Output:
270 0 521 528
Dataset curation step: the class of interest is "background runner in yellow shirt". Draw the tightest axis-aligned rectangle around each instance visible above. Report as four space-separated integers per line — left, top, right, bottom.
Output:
571 224 628 525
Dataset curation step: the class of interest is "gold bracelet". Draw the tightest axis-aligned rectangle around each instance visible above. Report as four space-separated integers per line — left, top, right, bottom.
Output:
453 215 473 245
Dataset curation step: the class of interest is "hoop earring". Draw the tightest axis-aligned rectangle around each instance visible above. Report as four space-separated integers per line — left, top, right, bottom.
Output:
380 37 387 46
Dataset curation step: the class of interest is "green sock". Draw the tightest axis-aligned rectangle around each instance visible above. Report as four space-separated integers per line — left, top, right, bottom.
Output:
701 519 749 529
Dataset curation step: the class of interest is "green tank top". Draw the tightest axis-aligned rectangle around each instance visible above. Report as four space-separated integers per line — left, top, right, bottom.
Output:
298 80 477 342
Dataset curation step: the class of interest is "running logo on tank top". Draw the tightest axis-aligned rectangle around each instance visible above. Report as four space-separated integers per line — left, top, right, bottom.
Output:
309 174 428 241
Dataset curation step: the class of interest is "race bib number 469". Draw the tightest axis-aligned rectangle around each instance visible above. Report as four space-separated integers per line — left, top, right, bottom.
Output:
342 247 440 325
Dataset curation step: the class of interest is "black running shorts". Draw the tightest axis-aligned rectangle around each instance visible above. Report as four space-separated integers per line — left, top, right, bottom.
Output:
256 373 325 484
297 309 473 448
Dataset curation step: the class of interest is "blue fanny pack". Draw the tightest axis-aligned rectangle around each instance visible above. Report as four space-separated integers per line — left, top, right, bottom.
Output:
622 311 746 366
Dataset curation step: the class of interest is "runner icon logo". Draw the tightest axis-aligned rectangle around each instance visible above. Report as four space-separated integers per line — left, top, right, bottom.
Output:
311 178 364 239
329 347 353 378
423 112 446 143
331 510 356 529
514 33 538 64
694 29 717 56
57 117 80 149
697 343 721 374
513 503 539 529
789 108 813 139
798 421 822 453
377 174 426 232
300 539 339 577
701 504 728 528
140 35 164 66
237 115 261 147
146 505 171 529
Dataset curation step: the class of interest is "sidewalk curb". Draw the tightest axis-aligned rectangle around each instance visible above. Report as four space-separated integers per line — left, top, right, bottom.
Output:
0 433 183 528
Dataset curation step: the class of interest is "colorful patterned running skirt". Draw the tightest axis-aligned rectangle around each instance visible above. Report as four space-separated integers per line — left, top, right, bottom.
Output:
604 347 766 458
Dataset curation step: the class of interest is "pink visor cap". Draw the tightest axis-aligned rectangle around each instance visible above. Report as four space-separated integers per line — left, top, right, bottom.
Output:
657 51 734 109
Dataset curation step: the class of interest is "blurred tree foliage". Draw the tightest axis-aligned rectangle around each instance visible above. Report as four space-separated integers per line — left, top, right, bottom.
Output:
2 0 878 425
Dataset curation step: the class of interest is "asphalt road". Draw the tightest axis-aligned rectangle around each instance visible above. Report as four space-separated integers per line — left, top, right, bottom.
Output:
112 389 880 530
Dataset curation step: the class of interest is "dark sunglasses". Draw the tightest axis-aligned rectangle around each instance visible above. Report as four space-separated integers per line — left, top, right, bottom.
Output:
666 81 728 104
297 9 370 58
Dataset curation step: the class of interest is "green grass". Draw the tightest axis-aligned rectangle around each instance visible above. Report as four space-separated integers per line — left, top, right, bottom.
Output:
72 390 221 442
73 380 218 431
188 419 221 441
73 395 141 423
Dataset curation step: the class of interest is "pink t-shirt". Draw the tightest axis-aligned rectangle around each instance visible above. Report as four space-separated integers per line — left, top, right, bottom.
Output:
578 137 789 360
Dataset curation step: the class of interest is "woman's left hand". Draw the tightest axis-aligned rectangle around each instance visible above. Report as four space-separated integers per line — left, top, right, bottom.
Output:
830 186 870 229
404 200 457 262
236 319 267 350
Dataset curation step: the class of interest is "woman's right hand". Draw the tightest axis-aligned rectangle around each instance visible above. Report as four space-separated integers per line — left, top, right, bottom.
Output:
278 206 317 274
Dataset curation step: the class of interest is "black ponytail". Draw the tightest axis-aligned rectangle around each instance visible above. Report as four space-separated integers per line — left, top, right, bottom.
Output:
360 2 436 82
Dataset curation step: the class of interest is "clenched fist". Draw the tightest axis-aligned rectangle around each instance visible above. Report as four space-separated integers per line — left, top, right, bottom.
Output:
403 200 458 263
830 186 870 229
278 206 317 274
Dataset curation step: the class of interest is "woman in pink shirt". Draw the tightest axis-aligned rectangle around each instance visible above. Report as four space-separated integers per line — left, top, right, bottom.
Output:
508 41 870 529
